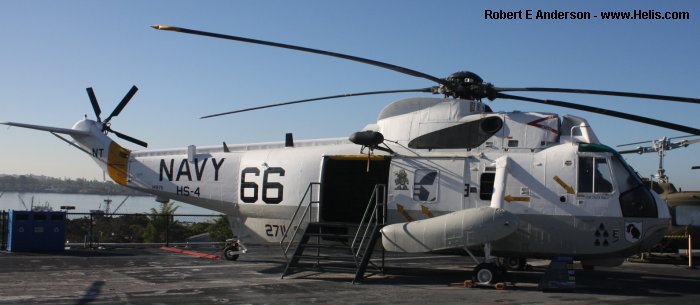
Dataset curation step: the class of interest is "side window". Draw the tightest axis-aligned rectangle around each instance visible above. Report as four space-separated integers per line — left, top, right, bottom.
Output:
594 157 613 193
479 172 496 200
578 157 594 193
413 169 438 201
578 156 613 193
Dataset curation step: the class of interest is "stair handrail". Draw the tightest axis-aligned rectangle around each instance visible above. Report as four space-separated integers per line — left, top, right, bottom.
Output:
280 182 320 262
351 184 386 265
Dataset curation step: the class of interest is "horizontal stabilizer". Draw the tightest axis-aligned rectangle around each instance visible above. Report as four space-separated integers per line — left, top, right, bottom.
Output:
1 122 90 136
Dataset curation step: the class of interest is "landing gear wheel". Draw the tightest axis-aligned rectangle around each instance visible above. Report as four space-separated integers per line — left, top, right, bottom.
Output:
503 257 527 270
223 245 240 261
473 263 500 285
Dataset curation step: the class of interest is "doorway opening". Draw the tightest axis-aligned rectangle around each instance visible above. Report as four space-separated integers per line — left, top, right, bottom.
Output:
320 156 390 223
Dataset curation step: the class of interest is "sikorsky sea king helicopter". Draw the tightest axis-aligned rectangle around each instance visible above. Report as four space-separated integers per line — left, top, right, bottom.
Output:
3 25 700 285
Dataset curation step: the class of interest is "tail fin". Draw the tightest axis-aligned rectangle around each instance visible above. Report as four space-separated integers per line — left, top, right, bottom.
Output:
3 119 131 186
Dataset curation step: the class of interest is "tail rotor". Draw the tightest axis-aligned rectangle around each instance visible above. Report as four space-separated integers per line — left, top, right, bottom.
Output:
85 85 148 147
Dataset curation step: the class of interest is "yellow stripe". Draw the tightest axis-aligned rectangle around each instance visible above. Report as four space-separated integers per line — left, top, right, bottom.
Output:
396 203 414 221
421 205 434 218
553 176 575 194
504 195 530 202
107 141 130 186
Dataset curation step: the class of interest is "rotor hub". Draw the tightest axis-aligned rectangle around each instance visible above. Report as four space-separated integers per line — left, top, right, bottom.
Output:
437 71 494 100
447 71 483 85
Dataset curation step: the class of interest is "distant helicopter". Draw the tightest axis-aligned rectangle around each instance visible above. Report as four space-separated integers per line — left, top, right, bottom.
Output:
618 136 700 251
3 24 700 285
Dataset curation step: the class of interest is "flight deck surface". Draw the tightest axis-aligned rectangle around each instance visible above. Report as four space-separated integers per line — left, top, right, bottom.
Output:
0 244 698 304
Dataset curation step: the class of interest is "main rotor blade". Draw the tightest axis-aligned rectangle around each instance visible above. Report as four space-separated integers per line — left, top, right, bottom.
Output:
110 128 148 148
684 138 700 146
86 87 102 122
496 92 700 136
618 134 696 147
494 87 700 104
617 141 648 148
201 88 433 119
618 138 700 153
152 24 449 87
618 148 644 154
104 85 138 124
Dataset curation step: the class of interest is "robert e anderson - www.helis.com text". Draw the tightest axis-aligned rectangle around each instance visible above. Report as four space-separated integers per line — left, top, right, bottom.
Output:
484 9 690 20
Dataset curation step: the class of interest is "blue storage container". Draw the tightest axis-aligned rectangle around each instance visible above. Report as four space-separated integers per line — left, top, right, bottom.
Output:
7 210 66 252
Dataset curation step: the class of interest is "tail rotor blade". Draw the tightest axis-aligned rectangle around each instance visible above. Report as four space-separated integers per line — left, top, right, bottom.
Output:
86 87 102 122
110 128 148 148
86 85 145 147
104 85 138 124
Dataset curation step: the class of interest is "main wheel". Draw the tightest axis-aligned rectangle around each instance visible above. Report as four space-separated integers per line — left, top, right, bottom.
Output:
223 245 240 261
503 257 527 270
473 263 499 285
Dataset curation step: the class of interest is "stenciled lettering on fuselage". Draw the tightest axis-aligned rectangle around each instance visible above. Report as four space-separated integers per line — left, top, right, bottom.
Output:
159 158 226 181
92 148 104 158
265 224 287 237
240 166 286 204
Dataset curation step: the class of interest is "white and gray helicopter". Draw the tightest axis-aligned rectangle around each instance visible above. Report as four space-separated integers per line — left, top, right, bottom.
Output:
4 25 700 285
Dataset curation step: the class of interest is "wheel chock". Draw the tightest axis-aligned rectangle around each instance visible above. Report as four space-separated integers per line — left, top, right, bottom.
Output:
461 280 507 289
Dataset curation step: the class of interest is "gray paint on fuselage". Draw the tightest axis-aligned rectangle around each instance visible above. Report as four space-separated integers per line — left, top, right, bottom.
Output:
490 213 667 259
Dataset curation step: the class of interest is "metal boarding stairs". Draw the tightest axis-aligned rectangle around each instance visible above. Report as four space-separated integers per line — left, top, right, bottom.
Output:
279 183 386 283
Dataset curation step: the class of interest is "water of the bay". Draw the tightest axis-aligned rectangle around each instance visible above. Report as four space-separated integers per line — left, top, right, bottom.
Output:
0 192 218 215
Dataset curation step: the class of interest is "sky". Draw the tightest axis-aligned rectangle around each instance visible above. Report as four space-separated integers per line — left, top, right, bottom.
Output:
1 0 699 190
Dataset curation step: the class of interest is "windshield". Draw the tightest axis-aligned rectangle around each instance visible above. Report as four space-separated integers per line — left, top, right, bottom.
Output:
611 155 657 218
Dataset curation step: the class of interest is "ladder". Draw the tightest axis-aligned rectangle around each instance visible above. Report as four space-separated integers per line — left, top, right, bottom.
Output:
280 184 386 283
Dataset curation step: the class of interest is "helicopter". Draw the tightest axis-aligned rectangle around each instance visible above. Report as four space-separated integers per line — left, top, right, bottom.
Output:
618 136 700 251
3 24 700 285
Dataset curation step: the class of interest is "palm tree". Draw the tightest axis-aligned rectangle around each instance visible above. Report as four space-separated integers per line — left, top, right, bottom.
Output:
143 201 179 243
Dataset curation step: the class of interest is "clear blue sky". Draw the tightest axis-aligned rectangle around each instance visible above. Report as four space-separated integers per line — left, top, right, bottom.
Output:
1 1 699 189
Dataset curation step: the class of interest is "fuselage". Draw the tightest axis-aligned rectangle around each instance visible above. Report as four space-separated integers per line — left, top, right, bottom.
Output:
70 97 669 261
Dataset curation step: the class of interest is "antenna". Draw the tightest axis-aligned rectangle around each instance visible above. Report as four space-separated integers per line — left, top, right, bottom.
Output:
103 198 112 215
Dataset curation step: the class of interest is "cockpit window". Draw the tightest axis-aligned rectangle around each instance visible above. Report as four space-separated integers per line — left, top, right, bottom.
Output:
610 155 642 193
577 157 613 193
610 155 658 218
